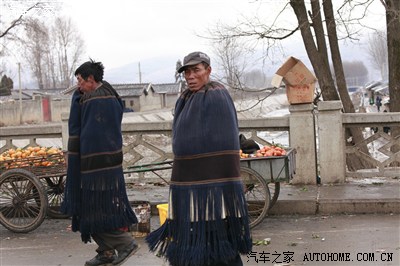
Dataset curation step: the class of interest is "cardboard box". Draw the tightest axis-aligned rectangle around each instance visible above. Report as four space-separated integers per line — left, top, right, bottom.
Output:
271 57 317 104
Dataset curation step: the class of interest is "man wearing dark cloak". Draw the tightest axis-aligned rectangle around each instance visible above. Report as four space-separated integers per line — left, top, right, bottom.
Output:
61 59 139 266
146 52 252 266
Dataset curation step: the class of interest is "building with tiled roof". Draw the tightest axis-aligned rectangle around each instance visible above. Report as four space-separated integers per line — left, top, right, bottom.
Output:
112 82 182 111
0 82 184 126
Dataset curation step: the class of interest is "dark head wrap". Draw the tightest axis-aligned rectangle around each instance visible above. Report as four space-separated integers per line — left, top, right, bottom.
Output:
146 81 252 266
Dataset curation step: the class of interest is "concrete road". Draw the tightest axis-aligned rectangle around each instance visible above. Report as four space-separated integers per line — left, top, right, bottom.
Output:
248 214 399 266
1 214 399 266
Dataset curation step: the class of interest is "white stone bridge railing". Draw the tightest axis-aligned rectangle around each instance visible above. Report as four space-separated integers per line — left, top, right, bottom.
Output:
0 101 399 184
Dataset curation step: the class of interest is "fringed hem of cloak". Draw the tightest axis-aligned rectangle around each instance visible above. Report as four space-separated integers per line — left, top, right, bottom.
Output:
61 154 81 216
64 167 138 241
146 181 252 266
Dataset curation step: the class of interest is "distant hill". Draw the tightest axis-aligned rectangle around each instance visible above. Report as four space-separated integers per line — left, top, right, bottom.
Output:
105 55 179 84
13 42 381 89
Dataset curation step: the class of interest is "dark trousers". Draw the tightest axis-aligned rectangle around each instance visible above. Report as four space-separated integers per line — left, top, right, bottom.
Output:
91 230 135 253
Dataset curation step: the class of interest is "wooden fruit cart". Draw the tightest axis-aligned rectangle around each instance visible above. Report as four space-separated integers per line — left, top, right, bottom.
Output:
126 148 296 229
0 148 296 232
0 153 67 233
240 147 296 227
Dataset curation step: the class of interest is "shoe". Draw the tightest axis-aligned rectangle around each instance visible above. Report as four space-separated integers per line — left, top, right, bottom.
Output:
85 250 116 266
112 242 140 266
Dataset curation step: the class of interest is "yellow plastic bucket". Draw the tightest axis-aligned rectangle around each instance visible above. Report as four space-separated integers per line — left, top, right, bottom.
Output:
157 203 168 225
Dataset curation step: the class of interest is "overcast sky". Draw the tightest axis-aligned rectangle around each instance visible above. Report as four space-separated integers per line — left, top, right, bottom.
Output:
3 0 387 85
66 0 387 82
60 0 263 70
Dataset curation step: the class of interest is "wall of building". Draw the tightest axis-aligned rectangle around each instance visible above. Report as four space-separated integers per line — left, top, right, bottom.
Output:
0 91 174 126
51 99 72 121
121 96 140 111
165 94 179 108
140 90 162 112
0 98 43 126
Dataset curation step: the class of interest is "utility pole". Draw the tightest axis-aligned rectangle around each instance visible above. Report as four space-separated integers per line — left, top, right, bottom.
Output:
18 62 22 124
138 62 142 83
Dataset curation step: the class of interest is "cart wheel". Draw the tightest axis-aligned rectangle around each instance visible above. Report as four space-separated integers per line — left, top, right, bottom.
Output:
240 166 270 228
42 175 69 219
0 169 48 233
268 182 280 209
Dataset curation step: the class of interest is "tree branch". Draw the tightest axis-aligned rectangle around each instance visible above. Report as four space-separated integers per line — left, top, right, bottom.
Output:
0 3 40 38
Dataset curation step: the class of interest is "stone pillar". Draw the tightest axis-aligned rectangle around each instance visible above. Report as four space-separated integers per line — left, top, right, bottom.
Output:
317 101 345 183
61 112 69 150
289 103 317 184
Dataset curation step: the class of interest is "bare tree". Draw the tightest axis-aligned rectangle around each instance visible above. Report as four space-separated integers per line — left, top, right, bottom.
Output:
383 0 400 114
0 2 40 70
290 0 374 171
19 16 85 89
0 1 60 62
204 24 281 110
207 0 385 170
0 74 13 96
209 36 246 89
341 61 369 86
23 18 49 89
1 0 66 86
0 2 39 39
366 30 388 80
51 17 85 88
382 0 400 162
243 69 269 89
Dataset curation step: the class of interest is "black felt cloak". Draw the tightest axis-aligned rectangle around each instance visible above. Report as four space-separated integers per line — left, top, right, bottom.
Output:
61 81 137 243
146 81 252 266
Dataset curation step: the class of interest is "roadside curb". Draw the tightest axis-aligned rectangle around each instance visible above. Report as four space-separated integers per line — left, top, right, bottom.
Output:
130 181 400 217
268 198 400 216
267 182 400 216
317 198 400 215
